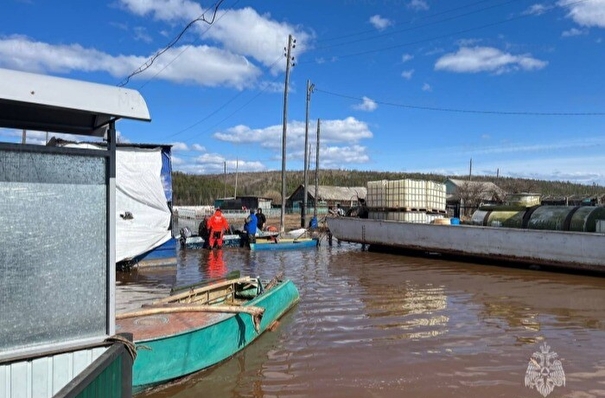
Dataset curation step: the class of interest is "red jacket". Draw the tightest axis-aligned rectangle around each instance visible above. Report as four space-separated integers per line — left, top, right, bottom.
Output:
208 210 229 232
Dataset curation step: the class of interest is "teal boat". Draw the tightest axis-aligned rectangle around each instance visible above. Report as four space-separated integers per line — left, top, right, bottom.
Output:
250 237 319 251
116 275 299 393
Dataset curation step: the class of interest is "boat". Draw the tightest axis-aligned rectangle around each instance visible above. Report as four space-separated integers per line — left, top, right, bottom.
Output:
178 226 242 248
250 237 319 251
116 274 300 393
326 216 605 273
178 226 280 249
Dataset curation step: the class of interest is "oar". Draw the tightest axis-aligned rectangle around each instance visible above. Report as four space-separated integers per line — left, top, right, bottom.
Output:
116 303 265 332
170 270 241 294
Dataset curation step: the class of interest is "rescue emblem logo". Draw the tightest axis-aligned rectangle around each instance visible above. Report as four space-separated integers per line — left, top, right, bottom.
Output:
524 342 565 397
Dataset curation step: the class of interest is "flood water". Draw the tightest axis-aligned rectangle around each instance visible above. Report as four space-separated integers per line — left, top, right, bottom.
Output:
116 223 605 398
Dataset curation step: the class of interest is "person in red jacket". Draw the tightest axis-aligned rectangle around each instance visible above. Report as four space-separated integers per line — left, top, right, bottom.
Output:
207 208 230 249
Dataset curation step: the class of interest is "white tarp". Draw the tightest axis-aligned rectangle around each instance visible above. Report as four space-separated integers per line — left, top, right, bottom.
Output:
115 147 172 262
65 143 172 262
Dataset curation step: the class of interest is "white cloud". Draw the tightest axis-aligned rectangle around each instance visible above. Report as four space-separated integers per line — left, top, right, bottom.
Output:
422 83 432 92
352 96 378 112
170 142 189 151
402 53 414 63
401 69 414 79
434 46 548 74
369 15 393 31
562 27 587 36
172 152 266 174
133 26 152 43
408 0 429 11
119 1 313 72
192 143 206 151
523 4 550 15
321 145 370 168
558 0 605 28
212 117 373 165
0 36 261 89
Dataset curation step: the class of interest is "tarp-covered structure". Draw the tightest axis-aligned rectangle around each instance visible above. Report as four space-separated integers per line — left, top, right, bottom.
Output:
55 140 173 263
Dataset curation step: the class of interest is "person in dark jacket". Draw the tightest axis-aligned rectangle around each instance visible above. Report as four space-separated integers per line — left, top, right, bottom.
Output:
256 208 266 231
198 215 210 249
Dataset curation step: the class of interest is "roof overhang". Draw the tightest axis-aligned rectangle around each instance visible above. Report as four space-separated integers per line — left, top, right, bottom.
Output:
0 68 151 137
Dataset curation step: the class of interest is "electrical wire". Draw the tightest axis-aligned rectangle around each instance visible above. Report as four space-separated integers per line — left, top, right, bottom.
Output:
301 0 587 63
315 87 605 116
167 54 285 140
118 0 227 87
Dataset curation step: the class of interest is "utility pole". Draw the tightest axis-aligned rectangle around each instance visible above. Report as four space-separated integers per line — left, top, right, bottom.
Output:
313 118 321 220
468 158 473 181
234 158 238 198
21 129 26 144
223 161 227 199
302 79 315 228
280 34 295 233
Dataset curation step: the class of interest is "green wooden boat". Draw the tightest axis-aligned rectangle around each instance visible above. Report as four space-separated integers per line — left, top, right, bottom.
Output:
116 274 299 394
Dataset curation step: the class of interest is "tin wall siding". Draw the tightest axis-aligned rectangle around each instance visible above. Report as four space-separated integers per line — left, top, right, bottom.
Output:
0 347 106 398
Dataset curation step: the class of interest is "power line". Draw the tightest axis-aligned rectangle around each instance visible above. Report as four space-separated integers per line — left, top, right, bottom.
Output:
167 54 284 139
301 0 588 63
314 0 525 51
315 0 500 44
315 88 605 116
118 0 228 87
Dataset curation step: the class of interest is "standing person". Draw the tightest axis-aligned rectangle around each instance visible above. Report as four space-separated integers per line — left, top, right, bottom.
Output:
198 214 210 249
256 208 266 231
336 204 345 216
208 208 229 249
243 209 258 248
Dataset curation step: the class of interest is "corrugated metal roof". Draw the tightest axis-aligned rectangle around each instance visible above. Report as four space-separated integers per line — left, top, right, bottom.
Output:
306 185 367 201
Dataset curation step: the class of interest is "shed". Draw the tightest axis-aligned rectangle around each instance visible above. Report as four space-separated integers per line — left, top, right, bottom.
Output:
0 67 150 396
287 184 367 210
445 178 505 217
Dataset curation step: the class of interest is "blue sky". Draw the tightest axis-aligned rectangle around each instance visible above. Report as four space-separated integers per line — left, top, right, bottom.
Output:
2 0 605 185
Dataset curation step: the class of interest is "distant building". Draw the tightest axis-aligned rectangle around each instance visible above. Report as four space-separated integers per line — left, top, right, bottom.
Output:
214 196 272 211
445 178 505 217
541 194 604 206
287 184 367 211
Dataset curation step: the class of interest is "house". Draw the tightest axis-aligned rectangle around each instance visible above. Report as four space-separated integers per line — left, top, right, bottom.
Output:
445 178 505 217
287 184 367 211
214 196 273 211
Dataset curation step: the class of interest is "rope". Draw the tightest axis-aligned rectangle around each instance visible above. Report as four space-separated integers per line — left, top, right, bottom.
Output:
105 334 138 362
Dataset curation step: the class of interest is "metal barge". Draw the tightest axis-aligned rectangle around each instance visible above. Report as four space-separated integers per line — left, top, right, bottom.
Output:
326 217 605 273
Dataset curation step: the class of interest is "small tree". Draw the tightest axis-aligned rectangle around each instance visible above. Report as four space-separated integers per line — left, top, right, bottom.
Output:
455 181 496 217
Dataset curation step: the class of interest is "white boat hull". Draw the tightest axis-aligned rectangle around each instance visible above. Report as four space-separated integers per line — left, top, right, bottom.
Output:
327 217 605 272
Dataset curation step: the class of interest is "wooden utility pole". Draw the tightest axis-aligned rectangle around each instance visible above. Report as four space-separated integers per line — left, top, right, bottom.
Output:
468 158 473 181
234 158 238 198
313 118 321 220
280 34 295 233
302 79 315 227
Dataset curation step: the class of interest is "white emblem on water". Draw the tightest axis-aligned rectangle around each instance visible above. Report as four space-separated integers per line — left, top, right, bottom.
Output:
524 342 565 397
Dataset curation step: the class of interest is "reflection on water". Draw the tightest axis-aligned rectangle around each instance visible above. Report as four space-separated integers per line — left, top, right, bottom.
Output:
118 238 605 398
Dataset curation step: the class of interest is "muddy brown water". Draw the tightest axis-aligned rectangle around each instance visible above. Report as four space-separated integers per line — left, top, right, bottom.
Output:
117 229 605 398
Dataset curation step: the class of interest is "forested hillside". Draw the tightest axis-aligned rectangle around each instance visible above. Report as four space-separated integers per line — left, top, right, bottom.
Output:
172 170 604 206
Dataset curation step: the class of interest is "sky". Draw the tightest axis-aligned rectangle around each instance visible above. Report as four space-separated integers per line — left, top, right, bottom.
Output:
1 0 605 185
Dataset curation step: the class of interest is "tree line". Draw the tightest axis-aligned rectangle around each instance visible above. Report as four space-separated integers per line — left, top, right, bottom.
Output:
172 169 604 206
